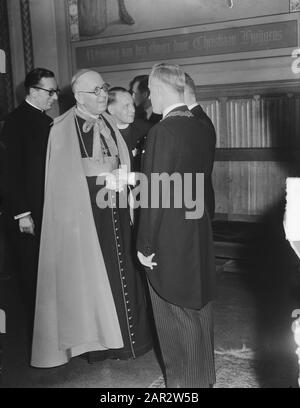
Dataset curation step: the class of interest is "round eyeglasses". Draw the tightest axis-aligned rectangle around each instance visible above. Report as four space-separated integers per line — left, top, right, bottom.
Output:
77 83 110 96
33 86 60 97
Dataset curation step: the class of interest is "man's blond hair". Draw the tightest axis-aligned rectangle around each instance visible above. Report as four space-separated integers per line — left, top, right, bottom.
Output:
150 63 185 96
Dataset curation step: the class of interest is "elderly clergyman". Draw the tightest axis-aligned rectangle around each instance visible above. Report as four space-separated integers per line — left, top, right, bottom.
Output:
31 69 152 368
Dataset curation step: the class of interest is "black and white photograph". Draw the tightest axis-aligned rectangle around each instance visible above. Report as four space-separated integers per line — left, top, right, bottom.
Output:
1 0 300 392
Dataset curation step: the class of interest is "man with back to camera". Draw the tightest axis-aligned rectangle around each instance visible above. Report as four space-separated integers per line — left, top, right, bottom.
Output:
137 63 216 388
1 67 59 344
129 74 162 125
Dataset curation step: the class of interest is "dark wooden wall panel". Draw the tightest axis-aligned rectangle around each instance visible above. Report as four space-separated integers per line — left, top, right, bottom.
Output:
199 80 300 220
211 160 290 220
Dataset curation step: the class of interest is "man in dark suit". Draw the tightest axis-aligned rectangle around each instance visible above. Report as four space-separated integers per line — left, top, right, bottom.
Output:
129 75 162 125
1 67 58 338
137 63 216 388
184 73 216 220
107 86 151 171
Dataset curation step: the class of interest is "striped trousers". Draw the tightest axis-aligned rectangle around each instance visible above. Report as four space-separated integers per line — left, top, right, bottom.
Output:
148 283 215 388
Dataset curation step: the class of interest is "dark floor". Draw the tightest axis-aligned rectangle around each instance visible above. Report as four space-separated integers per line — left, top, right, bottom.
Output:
1 218 300 388
1 268 300 388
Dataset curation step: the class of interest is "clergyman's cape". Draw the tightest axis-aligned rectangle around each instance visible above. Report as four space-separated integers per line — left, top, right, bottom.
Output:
31 108 131 368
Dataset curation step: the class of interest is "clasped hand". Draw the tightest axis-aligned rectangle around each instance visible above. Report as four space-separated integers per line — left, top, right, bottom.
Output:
137 251 157 270
100 168 135 192
19 215 35 235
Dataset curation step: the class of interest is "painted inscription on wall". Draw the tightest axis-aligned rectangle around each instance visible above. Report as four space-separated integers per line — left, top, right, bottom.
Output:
75 20 298 68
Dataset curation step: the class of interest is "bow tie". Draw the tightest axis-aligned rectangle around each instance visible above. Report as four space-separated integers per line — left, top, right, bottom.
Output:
75 108 111 140
81 116 112 143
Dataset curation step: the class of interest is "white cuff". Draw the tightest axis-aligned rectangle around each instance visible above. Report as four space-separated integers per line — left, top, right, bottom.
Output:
127 172 136 186
0 309 6 334
14 211 31 220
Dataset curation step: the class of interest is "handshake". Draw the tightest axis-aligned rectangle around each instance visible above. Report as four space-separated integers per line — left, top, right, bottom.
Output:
99 167 136 192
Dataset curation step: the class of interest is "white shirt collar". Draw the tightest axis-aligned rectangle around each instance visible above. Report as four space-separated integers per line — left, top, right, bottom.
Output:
163 103 185 119
145 106 153 120
188 103 198 110
25 98 43 112
117 123 130 130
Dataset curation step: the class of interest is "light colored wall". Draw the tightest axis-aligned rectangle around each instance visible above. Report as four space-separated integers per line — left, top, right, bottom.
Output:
7 1 300 102
67 1 300 89
30 0 73 117
7 0 25 105
75 0 291 38
7 0 71 116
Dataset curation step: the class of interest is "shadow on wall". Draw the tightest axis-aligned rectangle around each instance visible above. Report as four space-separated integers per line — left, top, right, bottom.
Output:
15 81 26 107
59 85 76 114
212 89 300 387
226 100 300 387
244 200 300 387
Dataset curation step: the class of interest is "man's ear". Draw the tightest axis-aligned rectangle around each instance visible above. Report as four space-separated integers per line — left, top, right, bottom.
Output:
74 91 83 105
107 104 114 115
28 87 37 99
143 90 150 100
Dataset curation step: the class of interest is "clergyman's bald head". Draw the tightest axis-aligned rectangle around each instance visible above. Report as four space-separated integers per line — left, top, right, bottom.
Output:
71 70 103 93
72 69 108 116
